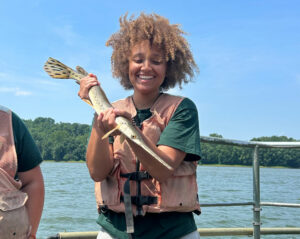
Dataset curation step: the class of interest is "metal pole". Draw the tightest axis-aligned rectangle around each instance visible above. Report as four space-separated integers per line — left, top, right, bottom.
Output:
253 145 261 238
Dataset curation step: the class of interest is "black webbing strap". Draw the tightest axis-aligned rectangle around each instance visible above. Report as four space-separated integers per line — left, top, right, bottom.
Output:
120 171 152 181
121 171 157 235
120 195 157 206
123 177 134 234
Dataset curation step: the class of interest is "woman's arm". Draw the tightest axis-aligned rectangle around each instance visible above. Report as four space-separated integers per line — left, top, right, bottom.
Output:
86 113 114 182
78 74 115 182
126 129 186 182
18 165 44 237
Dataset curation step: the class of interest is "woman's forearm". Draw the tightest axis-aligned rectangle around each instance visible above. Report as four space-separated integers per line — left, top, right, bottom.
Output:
86 126 114 182
127 131 186 182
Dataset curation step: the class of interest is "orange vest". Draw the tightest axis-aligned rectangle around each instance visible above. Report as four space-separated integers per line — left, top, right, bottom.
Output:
0 106 31 238
95 94 201 216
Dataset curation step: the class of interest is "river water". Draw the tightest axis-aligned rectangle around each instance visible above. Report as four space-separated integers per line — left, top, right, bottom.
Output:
37 162 300 239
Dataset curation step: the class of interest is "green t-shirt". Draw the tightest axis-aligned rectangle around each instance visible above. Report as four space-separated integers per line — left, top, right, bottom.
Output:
158 97 201 161
98 97 201 239
11 112 43 172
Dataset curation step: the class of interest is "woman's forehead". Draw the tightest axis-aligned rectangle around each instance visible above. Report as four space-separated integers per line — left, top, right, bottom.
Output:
130 40 164 56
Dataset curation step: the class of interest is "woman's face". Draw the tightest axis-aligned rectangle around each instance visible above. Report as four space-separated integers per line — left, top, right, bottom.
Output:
128 40 167 95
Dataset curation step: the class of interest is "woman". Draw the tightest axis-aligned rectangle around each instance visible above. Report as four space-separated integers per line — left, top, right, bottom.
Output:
0 105 44 239
79 13 201 239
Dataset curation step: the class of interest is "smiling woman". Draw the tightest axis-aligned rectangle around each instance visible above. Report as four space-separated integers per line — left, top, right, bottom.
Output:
77 12 201 239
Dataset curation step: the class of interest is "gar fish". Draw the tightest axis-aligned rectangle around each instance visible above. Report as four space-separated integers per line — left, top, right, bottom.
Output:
43 57 172 170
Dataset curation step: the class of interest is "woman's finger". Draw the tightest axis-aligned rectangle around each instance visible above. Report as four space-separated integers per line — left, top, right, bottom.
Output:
113 108 132 119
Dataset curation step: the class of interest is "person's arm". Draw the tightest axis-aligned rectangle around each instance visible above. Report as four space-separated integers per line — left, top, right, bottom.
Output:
86 113 114 182
18 165 44 238
126 129 186 182
78 74 115 182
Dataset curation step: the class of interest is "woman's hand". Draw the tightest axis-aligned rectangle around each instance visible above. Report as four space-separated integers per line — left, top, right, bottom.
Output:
94 108 132 137
78 73 99 100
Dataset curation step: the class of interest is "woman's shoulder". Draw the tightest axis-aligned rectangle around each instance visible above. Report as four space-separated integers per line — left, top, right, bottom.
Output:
164 95 198 114
11 111 25 127
162 93 196 107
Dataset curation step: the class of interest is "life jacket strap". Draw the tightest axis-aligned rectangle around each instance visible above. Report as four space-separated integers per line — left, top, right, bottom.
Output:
120 171 152 181
122 170 154 235
124 178 134 234
120 195 157 207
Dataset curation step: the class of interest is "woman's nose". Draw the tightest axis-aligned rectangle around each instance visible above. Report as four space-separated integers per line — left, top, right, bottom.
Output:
141 60 151 70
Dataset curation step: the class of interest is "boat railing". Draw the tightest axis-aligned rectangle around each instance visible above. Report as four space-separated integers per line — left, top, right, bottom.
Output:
47 136 300 239
199 136 300 238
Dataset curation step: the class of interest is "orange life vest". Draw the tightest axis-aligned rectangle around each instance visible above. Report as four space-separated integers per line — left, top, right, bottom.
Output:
95 94 201 217
0 106 31 238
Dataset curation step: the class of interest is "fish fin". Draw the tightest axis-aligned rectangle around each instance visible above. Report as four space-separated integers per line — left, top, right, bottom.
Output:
82 99 94 108
43 58 71 79
102 125 121 140
44 57 84 82
120 134 126 144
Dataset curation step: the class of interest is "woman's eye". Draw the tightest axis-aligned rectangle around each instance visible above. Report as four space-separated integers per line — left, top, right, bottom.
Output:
133 58 143 63
152 60 162 65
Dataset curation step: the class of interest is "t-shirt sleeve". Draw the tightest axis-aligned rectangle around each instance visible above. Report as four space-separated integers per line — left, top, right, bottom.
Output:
12 112 43 172
157 98 201 161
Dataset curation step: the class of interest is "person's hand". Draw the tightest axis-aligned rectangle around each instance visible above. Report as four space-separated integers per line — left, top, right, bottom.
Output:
94 108 132 136
78 73 99 100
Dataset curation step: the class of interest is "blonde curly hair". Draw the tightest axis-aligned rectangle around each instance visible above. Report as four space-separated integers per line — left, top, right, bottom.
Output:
106 12 199 91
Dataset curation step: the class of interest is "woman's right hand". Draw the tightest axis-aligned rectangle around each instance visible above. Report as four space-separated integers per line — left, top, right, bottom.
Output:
78 73 99 100
94 108 132 137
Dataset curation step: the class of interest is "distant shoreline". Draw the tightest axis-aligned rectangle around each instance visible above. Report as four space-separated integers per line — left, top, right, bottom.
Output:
43 160 297 169
198 164 292 169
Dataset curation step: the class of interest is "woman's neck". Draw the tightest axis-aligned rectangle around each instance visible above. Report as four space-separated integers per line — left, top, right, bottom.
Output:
132 91 161 110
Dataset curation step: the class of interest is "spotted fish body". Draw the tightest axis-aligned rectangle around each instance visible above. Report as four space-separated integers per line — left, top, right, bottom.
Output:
43 57 172 170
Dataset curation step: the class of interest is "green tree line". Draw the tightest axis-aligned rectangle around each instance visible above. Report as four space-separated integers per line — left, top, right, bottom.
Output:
24 117 90 162
24 117 300 168
201 133 300 168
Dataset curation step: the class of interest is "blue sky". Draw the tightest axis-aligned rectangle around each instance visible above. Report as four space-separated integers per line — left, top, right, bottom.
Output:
0 0 299 141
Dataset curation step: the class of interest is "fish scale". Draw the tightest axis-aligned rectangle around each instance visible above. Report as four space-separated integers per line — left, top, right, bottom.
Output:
43 57 173 170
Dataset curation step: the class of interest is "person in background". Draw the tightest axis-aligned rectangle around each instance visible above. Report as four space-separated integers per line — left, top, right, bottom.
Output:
0 105 44 239
78 12 201 239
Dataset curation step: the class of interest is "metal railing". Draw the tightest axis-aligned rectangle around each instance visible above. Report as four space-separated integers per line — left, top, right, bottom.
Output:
48 136 300 239
200 136 300 238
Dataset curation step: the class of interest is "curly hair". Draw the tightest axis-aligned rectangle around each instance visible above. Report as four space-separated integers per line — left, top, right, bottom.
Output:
106 12 199 91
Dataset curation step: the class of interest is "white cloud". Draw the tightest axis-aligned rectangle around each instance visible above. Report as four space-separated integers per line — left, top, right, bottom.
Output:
0 87 32 96
15 90 32 96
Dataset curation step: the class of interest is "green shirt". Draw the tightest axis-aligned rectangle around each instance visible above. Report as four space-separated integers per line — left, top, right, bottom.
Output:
12 112 43 172
98 97 201 239
158 97 201 161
